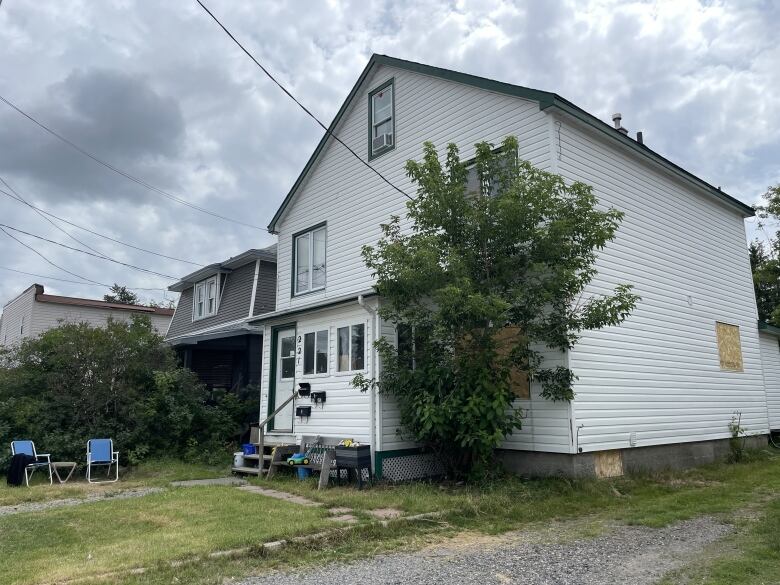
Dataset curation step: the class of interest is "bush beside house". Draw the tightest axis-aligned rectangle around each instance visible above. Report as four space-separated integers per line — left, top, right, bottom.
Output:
0 315 255 470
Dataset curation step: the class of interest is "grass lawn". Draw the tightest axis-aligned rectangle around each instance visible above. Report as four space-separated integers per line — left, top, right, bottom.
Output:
2 450 780 585
1 483 329 585
0 460 227 507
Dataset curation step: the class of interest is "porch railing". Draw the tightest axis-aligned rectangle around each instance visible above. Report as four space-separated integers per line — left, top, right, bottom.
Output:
254 389 300 475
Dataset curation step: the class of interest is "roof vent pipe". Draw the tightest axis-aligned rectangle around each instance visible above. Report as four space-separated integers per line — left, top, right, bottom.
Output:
636 131 644 145
612 112 629 135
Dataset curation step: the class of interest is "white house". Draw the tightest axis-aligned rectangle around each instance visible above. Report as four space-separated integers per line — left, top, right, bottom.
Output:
0 283 174 347
241 54 776 479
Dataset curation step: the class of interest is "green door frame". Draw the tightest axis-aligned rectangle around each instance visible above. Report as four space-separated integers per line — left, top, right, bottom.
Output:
267 322 297 432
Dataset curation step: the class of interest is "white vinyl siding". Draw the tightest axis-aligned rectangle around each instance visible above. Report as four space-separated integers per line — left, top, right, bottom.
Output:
30 302 171 337
557 114 767 451
259 303 373 443
274 63 551 312
0 286 36 346
760 332 780 431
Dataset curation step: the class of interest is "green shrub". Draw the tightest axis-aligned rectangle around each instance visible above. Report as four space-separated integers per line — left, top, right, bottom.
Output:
0 316 254 470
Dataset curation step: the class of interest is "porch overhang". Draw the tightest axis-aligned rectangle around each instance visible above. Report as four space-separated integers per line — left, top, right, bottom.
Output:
166 323 263 347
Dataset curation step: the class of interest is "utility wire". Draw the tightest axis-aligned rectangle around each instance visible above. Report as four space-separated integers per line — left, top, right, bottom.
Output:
0 223 177 280
0 226 109 287
195 0 414 203
0 93 266 231
0 186 202 266
0 265 168 291
0 175 107 258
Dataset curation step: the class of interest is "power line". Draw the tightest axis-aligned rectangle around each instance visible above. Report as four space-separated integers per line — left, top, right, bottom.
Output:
0 175 107 258
0 226 109 287
195 0 414 203
0 223 177 279
0 185 202 266
0 265 168 291
0 93 266 231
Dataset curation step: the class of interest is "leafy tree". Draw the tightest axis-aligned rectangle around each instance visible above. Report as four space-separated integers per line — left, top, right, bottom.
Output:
753 185 780 325
0 316 254 469
354 137 639 477
103 283 140 305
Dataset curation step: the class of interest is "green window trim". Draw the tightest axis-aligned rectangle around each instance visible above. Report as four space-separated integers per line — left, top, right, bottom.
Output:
367 78 395 161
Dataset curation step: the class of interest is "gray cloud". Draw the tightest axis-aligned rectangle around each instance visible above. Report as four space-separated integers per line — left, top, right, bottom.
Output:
0 0 777 308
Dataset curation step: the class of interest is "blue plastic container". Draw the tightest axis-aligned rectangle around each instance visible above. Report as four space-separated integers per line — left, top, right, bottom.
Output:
242 443 256 456
292 453 312 480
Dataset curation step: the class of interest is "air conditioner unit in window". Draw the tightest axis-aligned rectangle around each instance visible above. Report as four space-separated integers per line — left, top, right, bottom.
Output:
372 133 393 152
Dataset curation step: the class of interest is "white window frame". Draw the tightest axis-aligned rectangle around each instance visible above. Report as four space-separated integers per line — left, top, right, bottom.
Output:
192 275 219 321
302 329 329 376
337 322 366 373
19 315 26 336
294 225 326 296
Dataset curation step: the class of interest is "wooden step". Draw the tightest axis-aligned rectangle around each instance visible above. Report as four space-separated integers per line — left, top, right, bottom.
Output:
232 466 263 476
242 454 272 461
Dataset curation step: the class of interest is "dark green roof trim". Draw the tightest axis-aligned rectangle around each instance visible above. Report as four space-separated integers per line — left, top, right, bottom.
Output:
540 97 754 217
758 320 780 337
267 54 753 233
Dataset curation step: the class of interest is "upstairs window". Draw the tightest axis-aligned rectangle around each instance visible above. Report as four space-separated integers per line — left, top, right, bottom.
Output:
294 225 326 295
193 275 219 321
369 79 394 159
464 145 517 197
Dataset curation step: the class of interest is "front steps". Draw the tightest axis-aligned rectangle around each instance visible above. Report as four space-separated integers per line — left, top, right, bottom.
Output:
232 435 297 477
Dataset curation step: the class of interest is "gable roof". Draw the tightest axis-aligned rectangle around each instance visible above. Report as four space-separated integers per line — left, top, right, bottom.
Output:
168 244 277 293
267 54 754 233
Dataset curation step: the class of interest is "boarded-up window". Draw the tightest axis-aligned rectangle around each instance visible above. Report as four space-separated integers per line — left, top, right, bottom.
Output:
716 322 743 372
493 326 531 399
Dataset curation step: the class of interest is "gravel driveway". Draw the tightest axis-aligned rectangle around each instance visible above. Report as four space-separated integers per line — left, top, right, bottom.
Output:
240 516 731 585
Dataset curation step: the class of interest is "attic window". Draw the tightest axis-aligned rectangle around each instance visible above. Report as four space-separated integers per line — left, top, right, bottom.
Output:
369 79 394 159
193 275 218 321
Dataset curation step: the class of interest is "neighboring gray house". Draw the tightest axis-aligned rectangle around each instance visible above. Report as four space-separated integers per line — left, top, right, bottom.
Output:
0 283 174 347
165 246 276 390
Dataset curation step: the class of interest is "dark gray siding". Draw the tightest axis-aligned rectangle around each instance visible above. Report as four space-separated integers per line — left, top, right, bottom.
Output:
253 260 277 316
167 262 256 339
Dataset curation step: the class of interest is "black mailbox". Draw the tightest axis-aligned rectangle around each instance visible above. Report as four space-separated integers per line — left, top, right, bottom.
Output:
297 382 311 397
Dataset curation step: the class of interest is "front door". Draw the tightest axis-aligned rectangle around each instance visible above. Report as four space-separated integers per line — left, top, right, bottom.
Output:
271 328 296 432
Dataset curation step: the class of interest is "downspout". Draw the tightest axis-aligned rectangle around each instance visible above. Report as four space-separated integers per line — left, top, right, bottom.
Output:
357 295 378 467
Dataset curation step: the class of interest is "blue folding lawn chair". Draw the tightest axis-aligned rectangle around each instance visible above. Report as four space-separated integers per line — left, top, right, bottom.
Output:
86 439 119 484
10 440 52 486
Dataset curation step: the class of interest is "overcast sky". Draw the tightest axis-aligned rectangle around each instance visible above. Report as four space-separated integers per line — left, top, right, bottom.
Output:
0 0 778 308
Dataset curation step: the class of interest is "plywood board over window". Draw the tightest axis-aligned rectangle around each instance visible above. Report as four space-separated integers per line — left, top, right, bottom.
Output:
716 322 743 372
494 326 531 400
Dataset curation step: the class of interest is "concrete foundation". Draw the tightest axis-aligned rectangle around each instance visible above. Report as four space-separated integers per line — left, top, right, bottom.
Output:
498 434 769 478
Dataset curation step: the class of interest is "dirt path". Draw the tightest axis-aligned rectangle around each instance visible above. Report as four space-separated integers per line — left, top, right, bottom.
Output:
239 516 733 585
0 487 163 516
